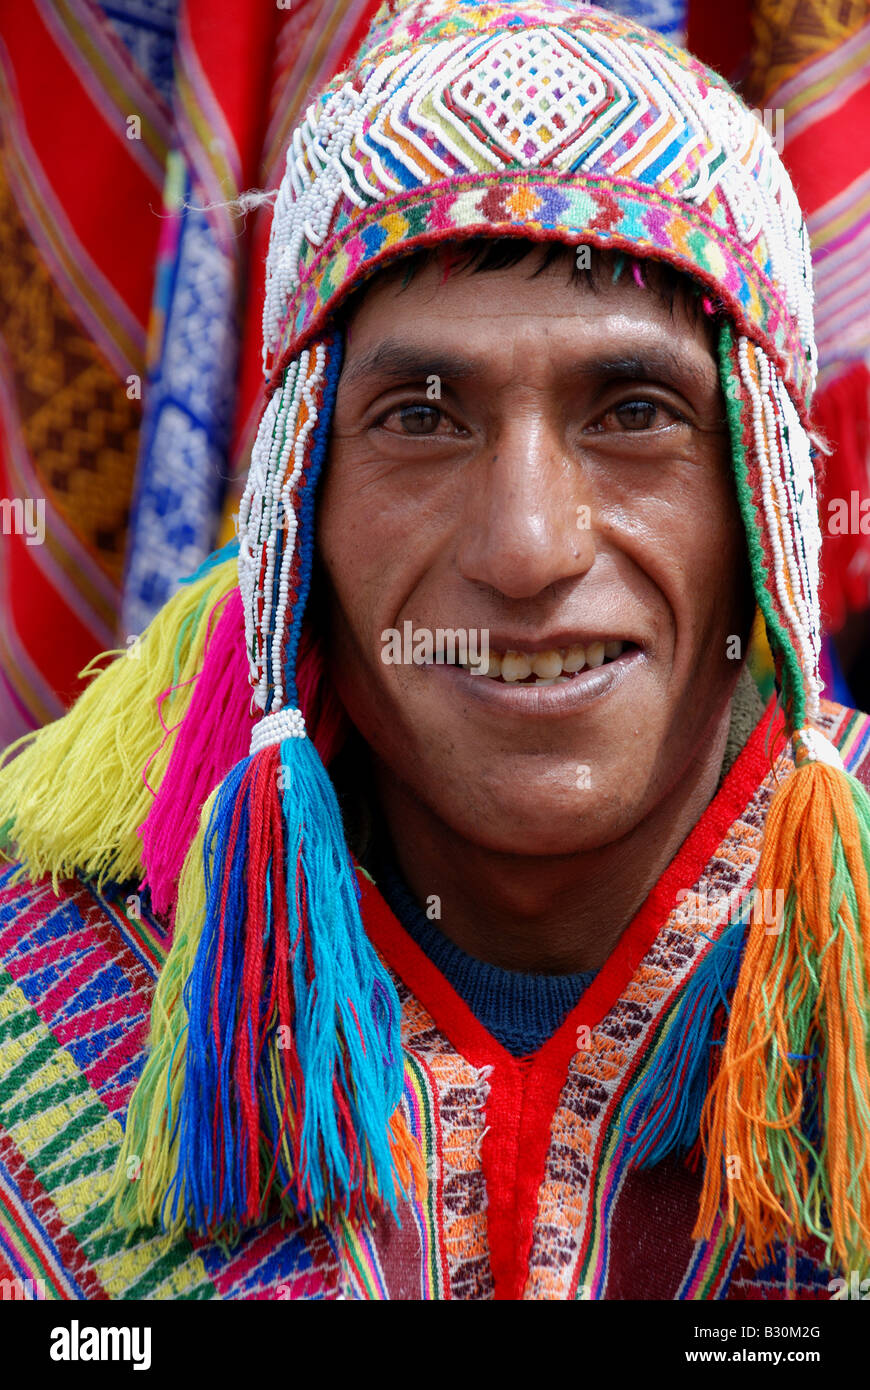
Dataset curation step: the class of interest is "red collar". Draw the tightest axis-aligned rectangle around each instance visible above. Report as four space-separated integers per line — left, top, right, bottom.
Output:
359 694 784 1074
356 695 785 1299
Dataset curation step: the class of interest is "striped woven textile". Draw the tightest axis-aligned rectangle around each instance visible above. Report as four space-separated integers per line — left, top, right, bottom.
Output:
741 0 870 631
0 0 381 745
1 696 867 1300
121 0 385 637
0 0 172 741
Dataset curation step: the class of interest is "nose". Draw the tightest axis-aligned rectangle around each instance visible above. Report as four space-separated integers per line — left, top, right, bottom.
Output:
455 409 596 600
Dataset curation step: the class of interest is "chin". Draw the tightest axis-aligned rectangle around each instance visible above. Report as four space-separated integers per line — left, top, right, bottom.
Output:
436 784 633 858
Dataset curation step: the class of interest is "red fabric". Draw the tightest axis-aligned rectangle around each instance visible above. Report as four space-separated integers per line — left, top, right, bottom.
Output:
360 695 780 1299
0 0 170 736
785 83 870 222
687 0 754 82
181 4 278 179
816 366 870 632
1 3 166 328
0 0 382 741
229 0 384 483
3 514 99 708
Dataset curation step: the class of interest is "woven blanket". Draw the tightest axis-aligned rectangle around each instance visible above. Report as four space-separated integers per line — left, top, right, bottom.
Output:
0 0 381 744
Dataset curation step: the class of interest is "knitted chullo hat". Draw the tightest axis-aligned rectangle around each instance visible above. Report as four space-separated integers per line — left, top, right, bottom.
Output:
3 0 870 1271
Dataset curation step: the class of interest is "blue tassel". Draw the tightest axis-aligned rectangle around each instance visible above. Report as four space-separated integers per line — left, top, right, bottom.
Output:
280 734 404 1216
168 733 408 1236
618 915 748 1168
179 537 241 587
171 757 250 1231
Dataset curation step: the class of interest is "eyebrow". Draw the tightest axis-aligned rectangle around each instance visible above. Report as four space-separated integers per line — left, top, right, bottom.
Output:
339 339 713 392
339 341 480 389
575 351 711 388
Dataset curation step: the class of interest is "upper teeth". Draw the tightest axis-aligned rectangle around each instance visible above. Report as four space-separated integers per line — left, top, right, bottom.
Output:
469 641 625 681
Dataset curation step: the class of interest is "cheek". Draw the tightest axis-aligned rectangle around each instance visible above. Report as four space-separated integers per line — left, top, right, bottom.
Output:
690 469 749 607
666 476 751 670
316 443 460 631
315 455 401 633
314 487 376 679
317 462 380 585
599 451 747 671
313 455 441 727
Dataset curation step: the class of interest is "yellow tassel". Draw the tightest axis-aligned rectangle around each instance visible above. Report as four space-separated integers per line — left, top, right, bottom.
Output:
0 559 237 890
108 789 216 1237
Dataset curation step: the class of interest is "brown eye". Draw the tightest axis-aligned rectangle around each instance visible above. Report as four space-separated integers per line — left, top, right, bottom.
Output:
585 398 678 435
397 404 441 434
615 400 658 430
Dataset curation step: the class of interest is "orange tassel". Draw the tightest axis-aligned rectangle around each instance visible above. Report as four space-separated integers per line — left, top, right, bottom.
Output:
694 751 870 1274
387 1108 428 1203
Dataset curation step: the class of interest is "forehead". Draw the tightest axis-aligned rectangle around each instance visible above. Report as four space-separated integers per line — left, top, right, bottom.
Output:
339 253 719 387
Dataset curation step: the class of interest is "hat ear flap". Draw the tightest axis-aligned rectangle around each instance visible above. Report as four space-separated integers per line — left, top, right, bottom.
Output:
694 326 870 1273
717 326 820 733
109 335 424 1239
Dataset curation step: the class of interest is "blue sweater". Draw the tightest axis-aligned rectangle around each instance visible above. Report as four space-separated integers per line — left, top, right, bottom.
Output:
373 853 597 1057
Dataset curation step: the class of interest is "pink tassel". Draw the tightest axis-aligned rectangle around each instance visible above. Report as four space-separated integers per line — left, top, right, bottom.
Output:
139 589 351 918
139 590 250 916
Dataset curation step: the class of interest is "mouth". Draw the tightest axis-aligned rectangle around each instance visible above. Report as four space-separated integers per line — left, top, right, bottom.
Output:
424 637 643 718
441 639 637 682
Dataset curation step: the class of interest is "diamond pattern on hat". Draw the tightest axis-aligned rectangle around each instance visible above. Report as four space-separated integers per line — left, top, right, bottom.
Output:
446 29 620 165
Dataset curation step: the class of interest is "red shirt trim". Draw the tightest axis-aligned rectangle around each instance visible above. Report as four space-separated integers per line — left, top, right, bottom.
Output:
359 695 784 1299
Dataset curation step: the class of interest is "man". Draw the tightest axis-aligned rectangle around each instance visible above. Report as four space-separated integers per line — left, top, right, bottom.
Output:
1 0 869 1301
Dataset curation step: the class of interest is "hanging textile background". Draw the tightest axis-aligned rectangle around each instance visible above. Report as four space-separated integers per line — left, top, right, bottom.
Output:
0 0 380 743
0 0 866 743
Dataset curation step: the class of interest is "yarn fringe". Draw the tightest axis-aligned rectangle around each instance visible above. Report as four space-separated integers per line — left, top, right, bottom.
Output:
140 592 352 919
111 734 424 1239
619 915 748 1168
694 758 870 1275
108 787 217 1234
0 557 238 891
139 589 251 917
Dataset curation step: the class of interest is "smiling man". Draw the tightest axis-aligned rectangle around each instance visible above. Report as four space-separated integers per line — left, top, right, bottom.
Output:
320 243 755 979
1 0 870 1304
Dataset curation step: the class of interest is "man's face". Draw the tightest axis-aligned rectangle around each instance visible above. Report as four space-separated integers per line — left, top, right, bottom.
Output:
317 251 754 856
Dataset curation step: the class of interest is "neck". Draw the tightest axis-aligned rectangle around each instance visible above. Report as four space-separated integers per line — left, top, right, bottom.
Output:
371 705 736 976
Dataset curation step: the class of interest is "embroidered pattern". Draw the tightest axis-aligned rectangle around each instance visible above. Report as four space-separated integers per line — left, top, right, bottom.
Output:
0 702 867 1298
527 748 780 1299
261 1 814 405
392 985 495 1300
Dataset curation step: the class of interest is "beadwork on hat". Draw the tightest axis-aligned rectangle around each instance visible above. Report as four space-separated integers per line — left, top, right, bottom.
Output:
251 0 823 756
